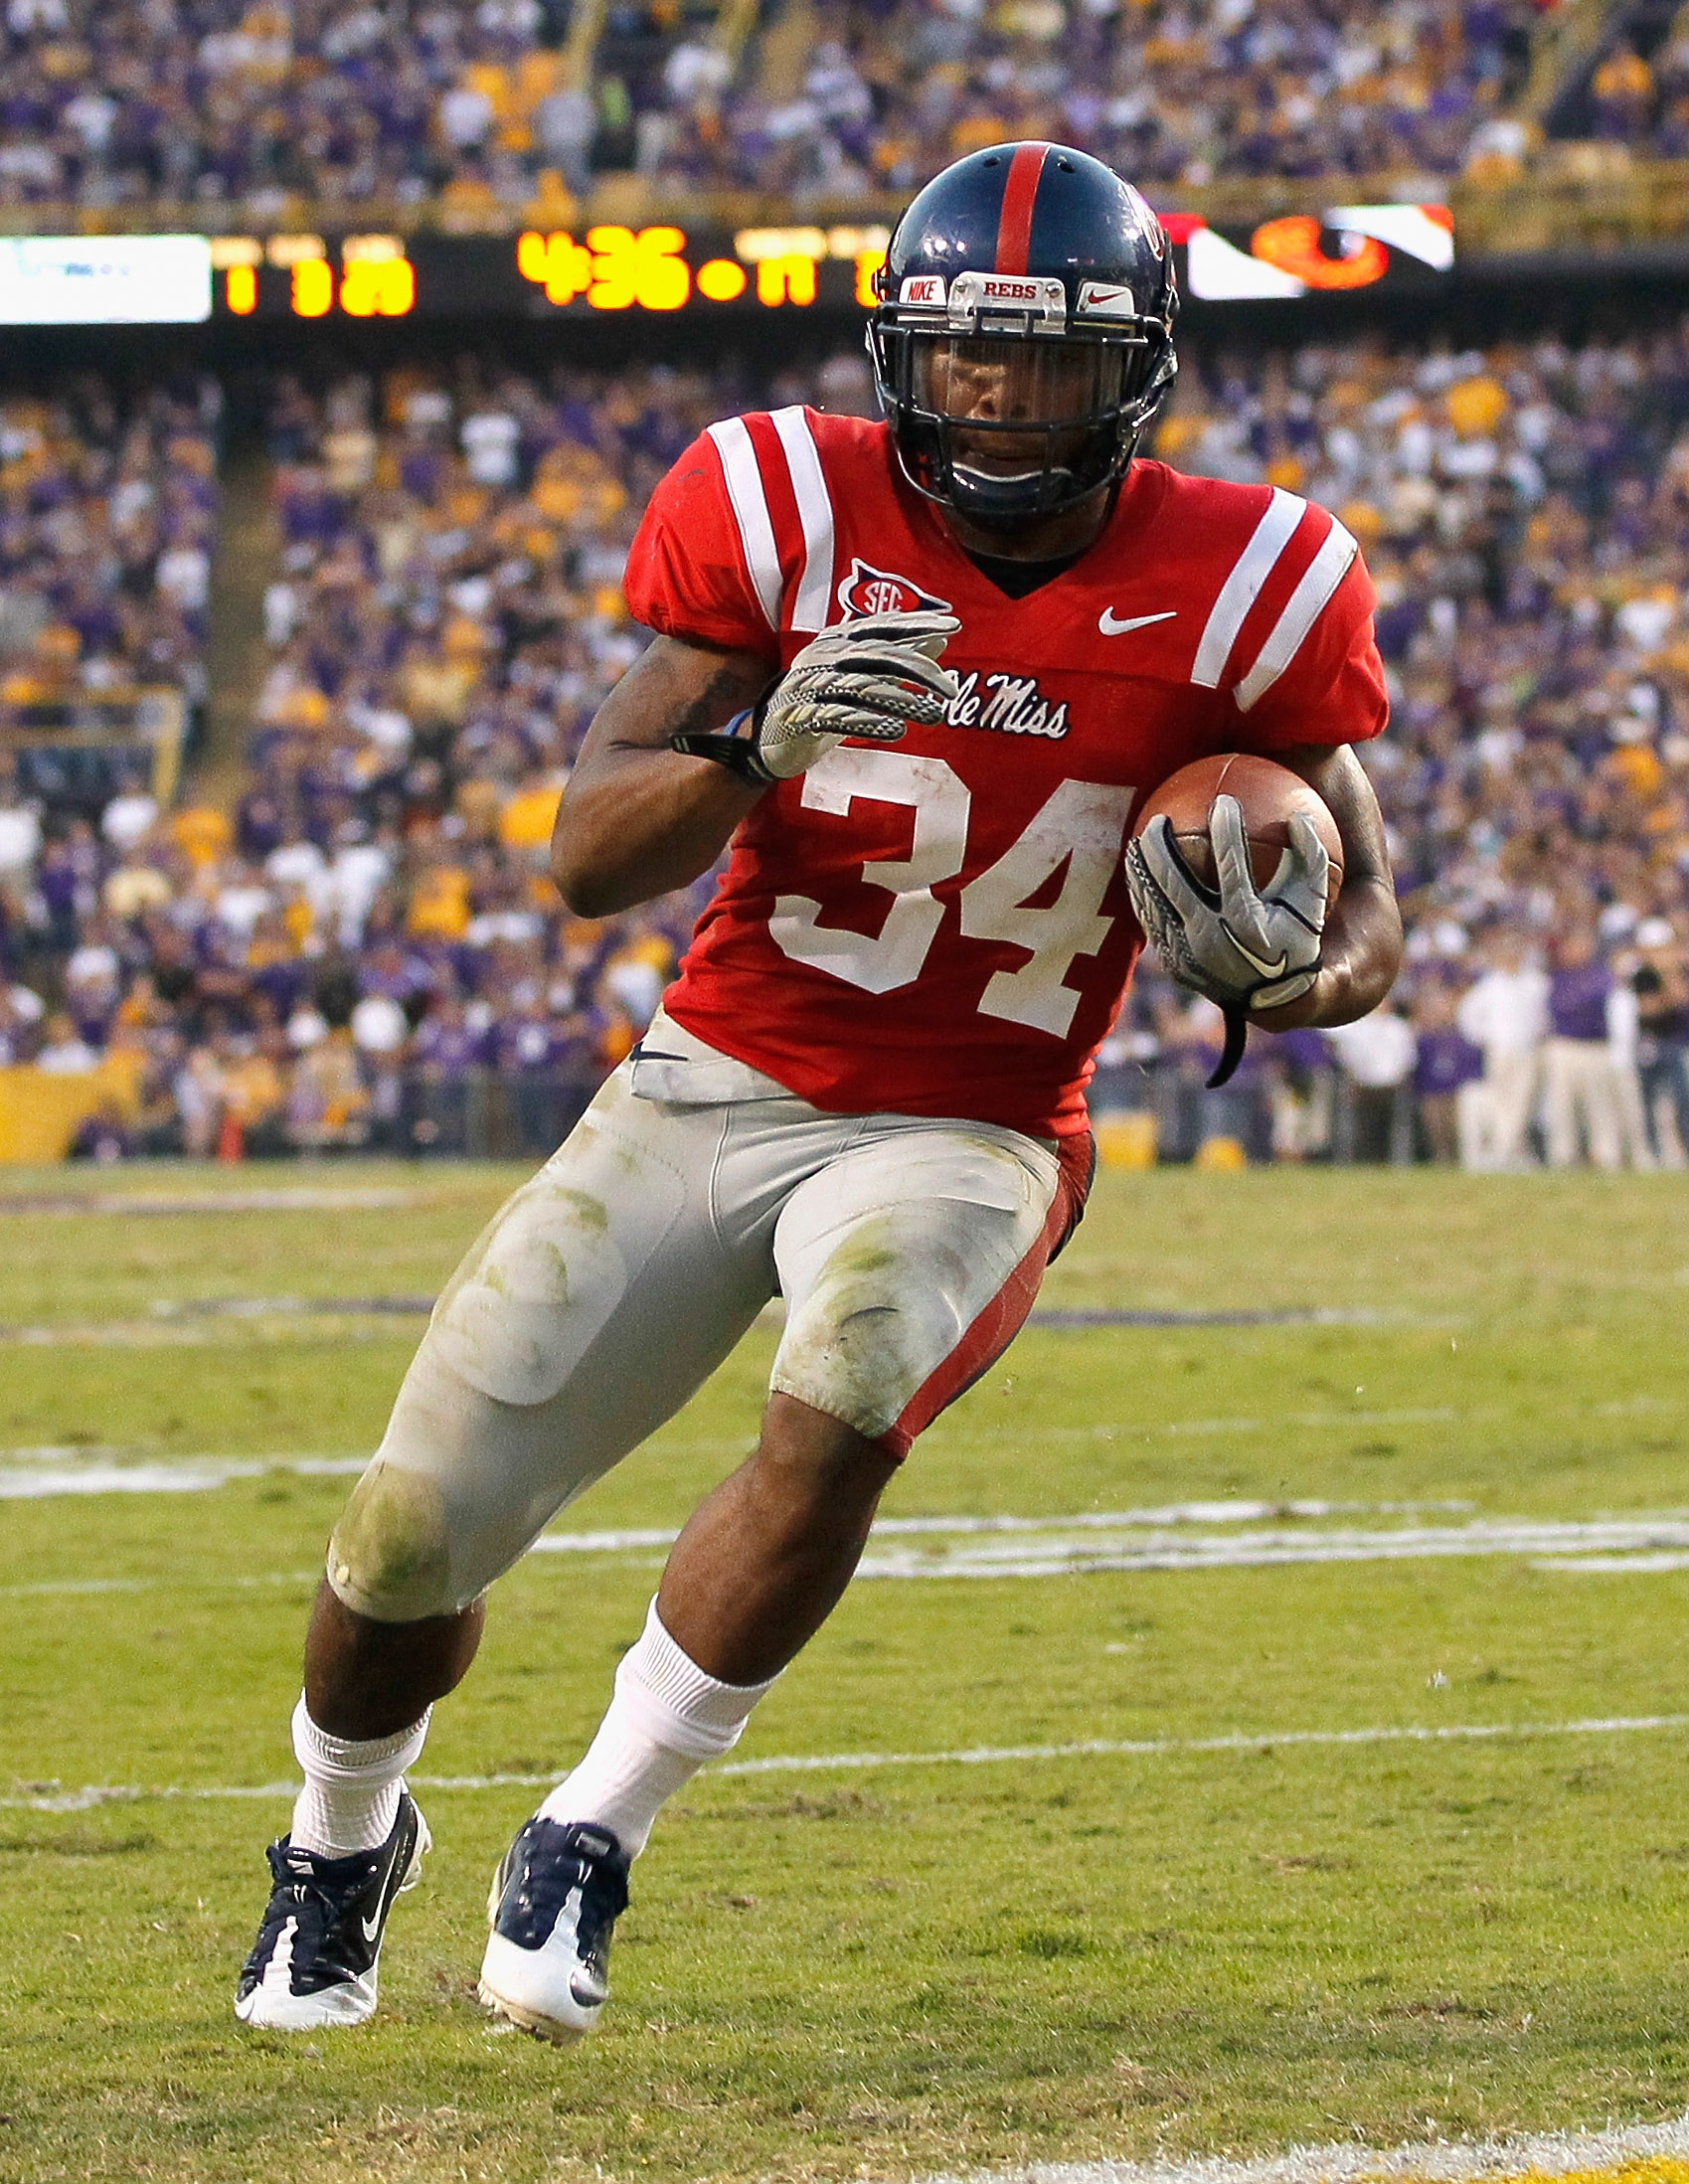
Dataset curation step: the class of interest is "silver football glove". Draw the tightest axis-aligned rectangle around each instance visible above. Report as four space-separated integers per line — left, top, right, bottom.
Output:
1124 796 1329 1014
672 609 959 785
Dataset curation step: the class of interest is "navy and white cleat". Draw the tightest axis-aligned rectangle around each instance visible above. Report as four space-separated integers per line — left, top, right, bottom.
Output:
478 1818 630 2044
235 1790 429 2030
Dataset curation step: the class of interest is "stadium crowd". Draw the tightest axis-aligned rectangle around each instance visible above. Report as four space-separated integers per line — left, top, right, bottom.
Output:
651 0 1544 200
0 0 1566 215
4 316 1689 1168
0 0 579 217
0 375 218 726
1583 3 1689 158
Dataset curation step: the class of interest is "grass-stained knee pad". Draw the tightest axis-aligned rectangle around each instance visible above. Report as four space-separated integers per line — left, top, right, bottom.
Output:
326 1459 455 1623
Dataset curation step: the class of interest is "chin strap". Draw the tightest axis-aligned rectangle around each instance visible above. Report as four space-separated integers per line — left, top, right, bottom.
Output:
1207 1007 1249 1090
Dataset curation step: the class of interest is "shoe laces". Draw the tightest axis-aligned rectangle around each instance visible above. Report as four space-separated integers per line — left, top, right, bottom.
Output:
265 1835 384 1914
508 1820 629 1956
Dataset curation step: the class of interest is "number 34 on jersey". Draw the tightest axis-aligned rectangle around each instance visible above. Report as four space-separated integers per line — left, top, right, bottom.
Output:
771 747 1131 1039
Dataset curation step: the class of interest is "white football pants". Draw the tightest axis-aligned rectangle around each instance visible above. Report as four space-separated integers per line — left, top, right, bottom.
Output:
325 1050 1084 1622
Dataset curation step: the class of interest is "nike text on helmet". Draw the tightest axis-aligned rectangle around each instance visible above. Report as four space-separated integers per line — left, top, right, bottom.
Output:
869 142 1178 530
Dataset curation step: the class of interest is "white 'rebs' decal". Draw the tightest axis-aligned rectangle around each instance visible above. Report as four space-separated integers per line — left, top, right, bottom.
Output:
1077 278 1137 319
944 669 1070 740
945 269 1068 330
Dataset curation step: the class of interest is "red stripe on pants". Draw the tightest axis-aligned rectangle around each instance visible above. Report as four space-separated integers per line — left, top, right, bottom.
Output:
878 1131 1092 1459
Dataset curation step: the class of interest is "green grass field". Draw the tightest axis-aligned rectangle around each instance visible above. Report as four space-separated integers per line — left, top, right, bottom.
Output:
5 1161 1689 2184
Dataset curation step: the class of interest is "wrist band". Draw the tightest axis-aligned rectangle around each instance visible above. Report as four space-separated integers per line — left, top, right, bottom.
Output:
671 704 775 786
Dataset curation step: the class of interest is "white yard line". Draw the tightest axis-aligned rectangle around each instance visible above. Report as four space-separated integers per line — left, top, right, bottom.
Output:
527 1501 1471 1556
8 1710 1689 1811
0 1321 410 1349
541 1514 1689 1579
0 1301 1405 1348
3 1384 1673 1497
917 2114 1689 2184
0 1455 366 1498
852 1517 1689 1579
17 1504 1689 1588
3 1385 1668 1495
0 1187 436 1217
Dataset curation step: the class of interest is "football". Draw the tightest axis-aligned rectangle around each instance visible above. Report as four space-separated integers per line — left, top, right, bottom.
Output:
1132 752 1345 905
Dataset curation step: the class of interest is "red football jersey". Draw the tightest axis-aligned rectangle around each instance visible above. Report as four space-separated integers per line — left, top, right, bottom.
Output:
624 407 1388 1140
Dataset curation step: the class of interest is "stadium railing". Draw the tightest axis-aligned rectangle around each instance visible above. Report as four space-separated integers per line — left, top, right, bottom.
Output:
2 690 187 820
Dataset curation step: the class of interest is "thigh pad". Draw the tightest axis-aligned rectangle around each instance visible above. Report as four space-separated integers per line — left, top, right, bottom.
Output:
769 1121 1061 1450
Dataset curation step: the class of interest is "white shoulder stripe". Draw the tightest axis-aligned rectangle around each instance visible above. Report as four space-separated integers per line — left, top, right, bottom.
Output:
1190 486 1305 689
1234 517 1358 712
769 406 836 633
705 416 782 629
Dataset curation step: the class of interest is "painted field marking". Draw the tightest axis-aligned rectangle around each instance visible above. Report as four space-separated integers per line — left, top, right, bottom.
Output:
528 1500 1471 1557
0 1299 1404 1347
0 1320 412 1350
919 2117 1689 2184
527 1512 1689 1581
8 1710 1689 1810
0 1187 442 1217
1557 1553 1689 1572
146 1295 436 1319
19 1501 1689 1590
10 1382 1675 1496
851 1517 1689 1580
0 1454 366 1498
0 1572 319 1598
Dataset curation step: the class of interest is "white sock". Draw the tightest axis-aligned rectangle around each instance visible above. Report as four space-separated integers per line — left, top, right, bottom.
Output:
288 1697 431 1859
538 1598 777 1856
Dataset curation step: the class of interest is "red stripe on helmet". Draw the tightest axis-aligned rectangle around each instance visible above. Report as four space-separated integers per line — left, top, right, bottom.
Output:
993 143 1048 275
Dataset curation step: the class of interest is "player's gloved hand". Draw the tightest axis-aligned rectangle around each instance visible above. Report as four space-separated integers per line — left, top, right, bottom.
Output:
1124 795 1329 1014
671 609 960 786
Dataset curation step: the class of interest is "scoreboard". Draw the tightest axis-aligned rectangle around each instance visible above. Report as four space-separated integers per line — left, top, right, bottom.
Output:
0 209 1454 327
209 224 891 320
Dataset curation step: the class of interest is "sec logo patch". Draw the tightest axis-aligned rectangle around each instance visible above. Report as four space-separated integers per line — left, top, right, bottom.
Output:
836 558 952 618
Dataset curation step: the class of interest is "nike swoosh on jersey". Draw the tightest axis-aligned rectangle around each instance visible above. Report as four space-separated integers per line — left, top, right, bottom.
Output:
1098 607 1178 636
1223 926 1288 981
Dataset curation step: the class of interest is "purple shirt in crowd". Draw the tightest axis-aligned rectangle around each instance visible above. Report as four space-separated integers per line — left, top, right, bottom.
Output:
1414 1029 1483 1095
412 1019 487 1075
1548 960 1612 1044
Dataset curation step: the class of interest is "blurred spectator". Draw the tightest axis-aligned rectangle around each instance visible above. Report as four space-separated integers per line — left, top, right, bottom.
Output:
0 981 44 1064
1455 930 1549 1170
1631 915 1689 1163
287 1026 370 1151
1324 1004 1417 1163
34 1008 97 1073
67 1095 132 1163
220 1026 292 1158
1410 983 1483 1164
1541 927 1628 1170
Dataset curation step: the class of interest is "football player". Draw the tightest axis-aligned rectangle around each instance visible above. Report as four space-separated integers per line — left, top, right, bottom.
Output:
237 142 1403 2040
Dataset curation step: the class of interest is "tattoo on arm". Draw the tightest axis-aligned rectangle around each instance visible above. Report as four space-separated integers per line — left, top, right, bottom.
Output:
674 663 763 737
617 656 771 753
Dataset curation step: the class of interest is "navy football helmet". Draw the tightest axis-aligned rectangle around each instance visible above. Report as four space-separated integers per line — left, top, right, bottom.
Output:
869 142 1178 530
